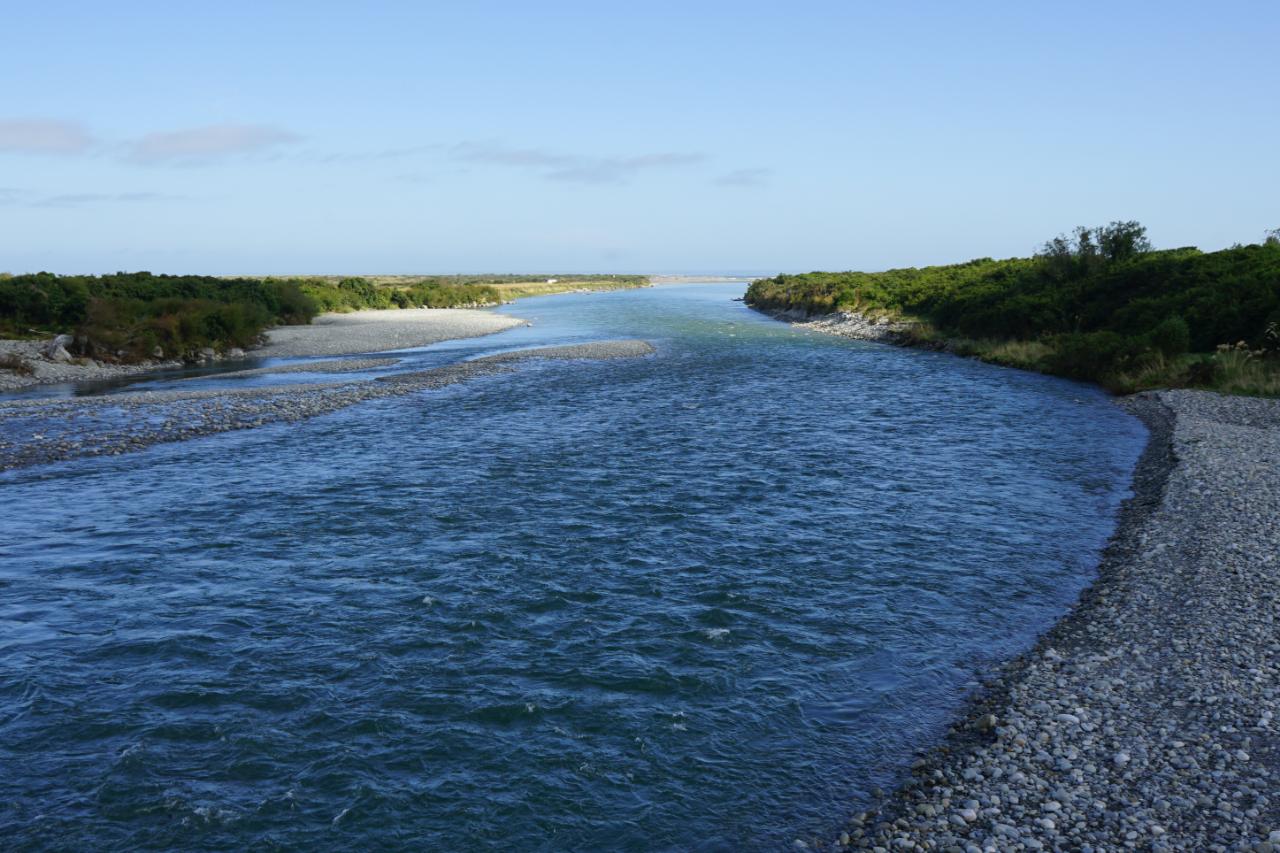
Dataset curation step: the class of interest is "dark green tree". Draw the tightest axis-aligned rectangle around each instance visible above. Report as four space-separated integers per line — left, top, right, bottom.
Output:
1098 221 1152 262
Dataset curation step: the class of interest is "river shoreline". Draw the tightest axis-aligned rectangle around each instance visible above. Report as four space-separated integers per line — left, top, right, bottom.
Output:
765 307 1280 849
0 307 526 393
834 390 1280 851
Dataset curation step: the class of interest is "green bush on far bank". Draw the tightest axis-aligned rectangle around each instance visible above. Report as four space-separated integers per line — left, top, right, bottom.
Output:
0 272 321 361
745 223 1280 394
0 272 645 363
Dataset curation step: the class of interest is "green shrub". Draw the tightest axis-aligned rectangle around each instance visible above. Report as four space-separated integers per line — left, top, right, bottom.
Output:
744 227 1280 389
1045 331 1141 381
1148 316 1191 357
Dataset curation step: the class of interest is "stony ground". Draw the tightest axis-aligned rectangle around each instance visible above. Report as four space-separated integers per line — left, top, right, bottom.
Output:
834 390 1280 852
183 356 401 381
0 339 182 392
756 307 923 345
0 340 654 471
256 307 525 357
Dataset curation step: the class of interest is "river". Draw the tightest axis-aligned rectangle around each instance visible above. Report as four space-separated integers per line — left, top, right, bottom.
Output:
0 282 1146 850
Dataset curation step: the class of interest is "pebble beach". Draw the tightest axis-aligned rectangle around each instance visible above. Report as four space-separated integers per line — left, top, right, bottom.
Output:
838 390 1280 852
758 308 1280 851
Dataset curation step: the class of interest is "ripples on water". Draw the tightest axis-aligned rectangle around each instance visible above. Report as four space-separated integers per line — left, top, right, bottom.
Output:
0 284 1146 850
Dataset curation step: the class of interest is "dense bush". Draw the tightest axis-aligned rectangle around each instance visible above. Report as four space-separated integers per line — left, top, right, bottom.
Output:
0 272 321 360
745 226 1280 391
1148 316 1191 357
1043 331 1139 380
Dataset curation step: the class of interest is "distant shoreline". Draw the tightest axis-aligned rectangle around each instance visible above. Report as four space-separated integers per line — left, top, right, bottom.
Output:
649 274 757 283
0 276 653 394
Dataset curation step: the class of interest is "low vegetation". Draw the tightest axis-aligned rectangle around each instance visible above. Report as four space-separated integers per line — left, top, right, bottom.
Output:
746 224 1280 394
486 277 648 300
0 272 648 363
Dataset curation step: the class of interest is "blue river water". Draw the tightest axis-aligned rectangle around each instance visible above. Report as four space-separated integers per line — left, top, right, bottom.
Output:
0 283 1146 850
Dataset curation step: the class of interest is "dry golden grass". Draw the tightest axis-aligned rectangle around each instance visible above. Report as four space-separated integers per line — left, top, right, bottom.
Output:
1209 350 1280 396
976 339 1054 369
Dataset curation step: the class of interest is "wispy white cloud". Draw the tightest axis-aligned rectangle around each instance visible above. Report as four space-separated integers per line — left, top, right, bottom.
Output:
0 188 186 207
127 124 301 164
450 141 705 184
318 144 441 164
713 167 772 188
547 153 705 184
0 119 94 155
0 120 706 189
32 191 187 207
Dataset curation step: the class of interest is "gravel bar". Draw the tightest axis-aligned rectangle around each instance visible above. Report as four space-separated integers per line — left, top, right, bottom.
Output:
831 390 1280 852
183 356 401 381
0 340 654 471
256 307 525 357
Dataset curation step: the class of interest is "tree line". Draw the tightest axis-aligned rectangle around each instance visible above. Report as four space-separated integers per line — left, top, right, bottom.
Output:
745 224 1280 393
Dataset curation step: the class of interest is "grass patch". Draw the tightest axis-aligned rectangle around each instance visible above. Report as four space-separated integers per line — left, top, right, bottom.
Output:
970 339 1055 370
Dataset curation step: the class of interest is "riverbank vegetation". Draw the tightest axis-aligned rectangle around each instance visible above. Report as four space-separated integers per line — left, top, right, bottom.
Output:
746 224 1280 394
0 272 648 362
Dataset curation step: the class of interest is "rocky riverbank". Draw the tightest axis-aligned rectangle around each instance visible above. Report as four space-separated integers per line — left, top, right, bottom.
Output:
0 340 654 471
0 338 184 393
760 308 921 345
829 390 1280 852
0 307 528 393
255 307 525 357
185 356 401 381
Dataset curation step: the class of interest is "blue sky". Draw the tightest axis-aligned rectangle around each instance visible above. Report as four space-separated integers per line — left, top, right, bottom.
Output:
2 1 1277 274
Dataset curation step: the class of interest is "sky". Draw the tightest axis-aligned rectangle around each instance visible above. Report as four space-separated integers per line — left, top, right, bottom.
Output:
1 0 1277 275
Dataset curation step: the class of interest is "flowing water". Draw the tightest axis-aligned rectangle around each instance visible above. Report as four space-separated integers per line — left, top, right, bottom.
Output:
0 283 1146 850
